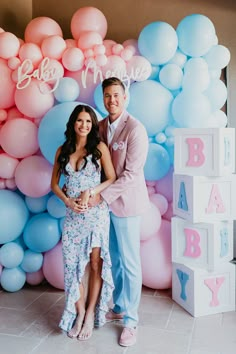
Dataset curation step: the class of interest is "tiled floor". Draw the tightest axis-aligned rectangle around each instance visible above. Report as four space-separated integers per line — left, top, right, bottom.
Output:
0 283 235 354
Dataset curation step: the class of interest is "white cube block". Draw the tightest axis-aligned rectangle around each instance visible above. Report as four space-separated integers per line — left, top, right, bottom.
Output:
172 262 235 317
173 174 236 223
174 128 235 176
171 216 233 271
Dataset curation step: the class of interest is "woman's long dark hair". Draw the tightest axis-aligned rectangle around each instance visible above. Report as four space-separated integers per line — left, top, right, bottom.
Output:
57 105 102 175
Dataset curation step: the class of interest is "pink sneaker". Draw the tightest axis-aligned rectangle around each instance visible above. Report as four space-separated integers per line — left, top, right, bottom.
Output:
105 309 124 322
119 327 137 347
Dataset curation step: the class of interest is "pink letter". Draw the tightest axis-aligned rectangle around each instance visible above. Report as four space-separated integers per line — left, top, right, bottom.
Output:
186 138 205 167
204 277 225 306
205 184 226 214
184 228 201 258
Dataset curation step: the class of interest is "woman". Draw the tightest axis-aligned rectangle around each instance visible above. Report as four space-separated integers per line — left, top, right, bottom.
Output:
51 104 116 341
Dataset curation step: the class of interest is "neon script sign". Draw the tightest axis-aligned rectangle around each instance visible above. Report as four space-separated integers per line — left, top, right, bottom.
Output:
17 57 150 93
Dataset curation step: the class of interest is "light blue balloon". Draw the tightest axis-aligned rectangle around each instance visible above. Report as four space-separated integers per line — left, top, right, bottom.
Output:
144 143 171 181
54 77 80 103
204 79 227 111
0 242 24 268
23 213 61 252
127 80 173 136
14 234 27 250
1 267 26 292
25 194 50 214
168 49 187 68
177 14 216 57
172 91 211 128
182 58 210 92
159 64 183 90
138 21 178 65
38 101 79 164
47 195 66 219
203 45 230 70
20 249 43 272
0 190 29 244
148 65 160 80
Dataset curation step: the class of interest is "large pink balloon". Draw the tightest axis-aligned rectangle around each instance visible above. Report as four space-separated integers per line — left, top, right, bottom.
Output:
15 155 53 197
0 153 19 178
140 202 161 241
14 78 54 118
0 119 39 158
19 43 43 67
0 32 20 59
150 193 168 216
155 166 173 202
24 17 63 46
0 59 15 109
43 241 64 289
141 219 172 289
71 7 107 39
41 35 66 60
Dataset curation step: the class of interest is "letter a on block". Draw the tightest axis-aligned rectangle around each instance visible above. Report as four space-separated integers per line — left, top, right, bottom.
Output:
178 182 188 211
184 228 201 258
186 138 205 167
176 269 189 301
205 184 226 214
204 277 225 307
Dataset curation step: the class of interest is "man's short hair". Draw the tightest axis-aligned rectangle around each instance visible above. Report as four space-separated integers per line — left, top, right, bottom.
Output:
102 77 126 93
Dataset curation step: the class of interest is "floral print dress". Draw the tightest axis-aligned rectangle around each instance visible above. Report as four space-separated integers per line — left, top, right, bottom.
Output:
59 155 114 331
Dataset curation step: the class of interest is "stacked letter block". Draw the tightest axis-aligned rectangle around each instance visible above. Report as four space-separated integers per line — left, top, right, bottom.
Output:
172 128 236 317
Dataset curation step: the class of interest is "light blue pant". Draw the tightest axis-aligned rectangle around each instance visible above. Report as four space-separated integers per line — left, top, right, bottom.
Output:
109 212 142 328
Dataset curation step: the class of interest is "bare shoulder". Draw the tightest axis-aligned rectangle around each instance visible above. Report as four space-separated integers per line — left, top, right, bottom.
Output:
98 141 109 152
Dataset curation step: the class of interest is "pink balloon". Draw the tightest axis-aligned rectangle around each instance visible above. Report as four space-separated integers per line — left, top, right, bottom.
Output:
14 78 54 118
150 193 168 216
101 55 126 77
0 118 39 158
7 107 24 120
5 178 17 190
163 202 173 221
103 39 117 56
141 219 172 289
0 153 19 178
112 44 124 56
155 166 173 202
78 31 103 50
123 39 140 55
8 57 21 70
26 268 45 286
41 35 66 60
62 47 84 71
126 56 152 81
24 17 63 46
120 48 133 62
147 186 155 196
71 7 107 40
15 155 53 197
43 241 64 290
0 109 7 121
140 202 161 241
19 43 43 67
0 58 15 109
0 178 6 189
0 32 20 59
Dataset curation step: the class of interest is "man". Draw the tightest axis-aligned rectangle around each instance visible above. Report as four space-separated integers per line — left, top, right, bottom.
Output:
98 77 149 347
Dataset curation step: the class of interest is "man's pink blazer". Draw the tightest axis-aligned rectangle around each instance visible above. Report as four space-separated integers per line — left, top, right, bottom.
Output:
99 111 150 217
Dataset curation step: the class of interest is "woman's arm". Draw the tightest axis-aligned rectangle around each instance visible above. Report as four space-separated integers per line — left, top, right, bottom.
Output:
51 147 79 210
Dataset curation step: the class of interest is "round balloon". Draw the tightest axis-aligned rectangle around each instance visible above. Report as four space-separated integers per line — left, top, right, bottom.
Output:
43 241 64 289
0 190 29 244
1 267 26 292
23 213 61 252
0 242 24 268
71 7 107 39
144 143 171 181
20 249 43 272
